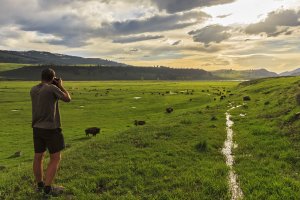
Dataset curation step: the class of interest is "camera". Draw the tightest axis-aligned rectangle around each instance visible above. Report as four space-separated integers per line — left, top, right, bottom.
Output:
52 77 61 87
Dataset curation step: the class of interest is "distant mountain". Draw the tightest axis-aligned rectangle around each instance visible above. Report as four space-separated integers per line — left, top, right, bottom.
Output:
0 50 127 66
0 65 217 81
211 69 278 80
279 68 300 76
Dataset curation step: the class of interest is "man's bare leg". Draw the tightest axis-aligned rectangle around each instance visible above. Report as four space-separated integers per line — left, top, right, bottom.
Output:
45 151 61 186
33 152 45 183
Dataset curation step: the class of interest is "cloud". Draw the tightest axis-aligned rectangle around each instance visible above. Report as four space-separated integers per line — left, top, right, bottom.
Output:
4 0 210 47
189 25 231 46
151 0 236 13
16 13 95 47
38 0 74 8
172 40 182 46
112 35 164 43
217 14 232 18
245 9 300 37
99 11 210 36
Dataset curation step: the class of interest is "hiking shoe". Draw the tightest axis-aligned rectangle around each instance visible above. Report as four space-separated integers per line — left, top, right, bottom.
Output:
43 185 65 197
36 182 45 192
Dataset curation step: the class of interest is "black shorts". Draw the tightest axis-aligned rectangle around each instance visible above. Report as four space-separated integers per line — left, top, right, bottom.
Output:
33 127 65 154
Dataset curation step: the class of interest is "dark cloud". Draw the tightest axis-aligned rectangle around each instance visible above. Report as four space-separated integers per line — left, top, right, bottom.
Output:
245 9 300 37
37 0 97 9
189 25 231 46
185 45 224 53
17 13 95 47
129 48 139 52
0 0 36 25
217 14 232 18
99 11 210 36
0 0 212 47
151 0 236 13
0 0 95 47
112 35 164 43
172 40 182 46
38 0 74 8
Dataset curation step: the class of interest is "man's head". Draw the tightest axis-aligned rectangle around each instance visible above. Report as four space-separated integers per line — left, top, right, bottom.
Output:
41 68 55 82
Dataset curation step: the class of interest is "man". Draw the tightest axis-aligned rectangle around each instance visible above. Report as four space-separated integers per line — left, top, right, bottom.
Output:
30 68 71 197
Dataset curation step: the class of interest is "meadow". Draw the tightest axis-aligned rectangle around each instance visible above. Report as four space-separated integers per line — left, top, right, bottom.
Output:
1 78 300 199
0 63 32 73
0 81 236 199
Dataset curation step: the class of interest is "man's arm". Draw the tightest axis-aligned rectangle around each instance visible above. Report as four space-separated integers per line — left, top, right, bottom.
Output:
56 79 71 102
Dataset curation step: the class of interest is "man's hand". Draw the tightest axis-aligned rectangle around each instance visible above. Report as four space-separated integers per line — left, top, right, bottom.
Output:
57 78 63 88
56 78 71 102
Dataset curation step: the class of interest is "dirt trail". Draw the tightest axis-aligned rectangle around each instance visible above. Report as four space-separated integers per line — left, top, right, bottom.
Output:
222 105 243 200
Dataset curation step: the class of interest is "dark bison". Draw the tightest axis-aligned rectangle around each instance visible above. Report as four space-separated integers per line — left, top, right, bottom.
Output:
134 120 146 126
243 96 251 101
166 107 174 113
220 95 226 100
85 127 100 136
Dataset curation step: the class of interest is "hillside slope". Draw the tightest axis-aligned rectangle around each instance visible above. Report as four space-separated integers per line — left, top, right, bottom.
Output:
0 50 126 66
212 69 278 80
0 65 216 80
228 77 300 199
280 68 300 76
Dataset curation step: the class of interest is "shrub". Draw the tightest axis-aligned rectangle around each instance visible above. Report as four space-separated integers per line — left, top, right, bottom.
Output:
180 119 192 125
296 93 300 105
251 126 272 136
195 141 208 152
287 112 300 124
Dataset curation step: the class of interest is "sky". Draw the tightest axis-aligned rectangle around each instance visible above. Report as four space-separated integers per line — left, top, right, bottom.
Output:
0 0 300 72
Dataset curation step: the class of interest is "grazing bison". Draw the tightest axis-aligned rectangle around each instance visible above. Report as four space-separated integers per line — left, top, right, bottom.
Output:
243 96 251 101
14 151 22 157
85 127 101 136
134 120 146 126
211 116 217 121
220 95 226 100
166 107 174 113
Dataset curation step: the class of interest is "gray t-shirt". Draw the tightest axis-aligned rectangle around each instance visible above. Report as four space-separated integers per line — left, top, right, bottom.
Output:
30 83 65 129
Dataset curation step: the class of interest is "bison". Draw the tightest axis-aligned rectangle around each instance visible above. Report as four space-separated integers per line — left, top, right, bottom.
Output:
134 120 146 126
166 107 174 113
85 127 101 136
243 96 251 101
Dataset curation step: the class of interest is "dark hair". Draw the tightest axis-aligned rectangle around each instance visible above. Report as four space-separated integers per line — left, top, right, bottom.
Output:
41 68 55 82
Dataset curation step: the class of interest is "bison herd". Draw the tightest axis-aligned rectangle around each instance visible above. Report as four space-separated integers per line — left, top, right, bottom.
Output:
82 87 252 137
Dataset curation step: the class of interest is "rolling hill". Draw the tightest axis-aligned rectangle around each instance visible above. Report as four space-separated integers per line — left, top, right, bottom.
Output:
0 65 216 80
211 69 278 80
0 50 126 66
279 68 300 76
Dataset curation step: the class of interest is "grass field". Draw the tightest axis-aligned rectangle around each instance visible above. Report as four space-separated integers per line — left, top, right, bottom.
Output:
0 63 32 73
230 77 300 199
1 78 300 199
0 81 236 199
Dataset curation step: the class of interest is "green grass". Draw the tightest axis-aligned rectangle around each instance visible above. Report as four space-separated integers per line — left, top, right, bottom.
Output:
0 63 32 72
2 77 300 199
0 81 236 199
229 77 300 199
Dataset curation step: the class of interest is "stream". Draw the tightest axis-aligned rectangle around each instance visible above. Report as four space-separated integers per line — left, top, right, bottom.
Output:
222 105 244 200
